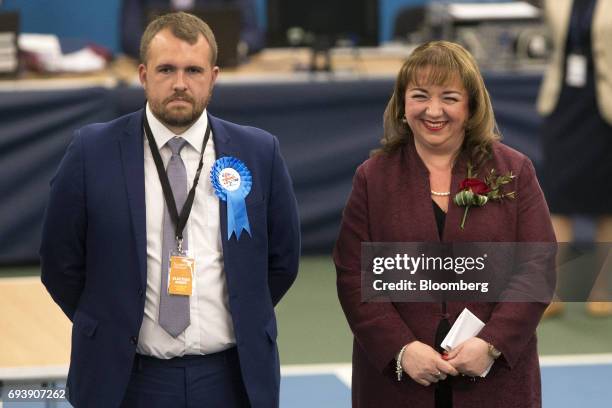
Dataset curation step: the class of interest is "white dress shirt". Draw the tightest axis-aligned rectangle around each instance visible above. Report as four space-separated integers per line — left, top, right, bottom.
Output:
137 104 236 358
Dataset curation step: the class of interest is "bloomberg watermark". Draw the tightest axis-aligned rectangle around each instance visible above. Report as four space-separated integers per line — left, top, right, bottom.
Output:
361 242 612 302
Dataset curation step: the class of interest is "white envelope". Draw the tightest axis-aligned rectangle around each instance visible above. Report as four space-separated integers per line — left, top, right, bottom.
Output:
440 308 494 377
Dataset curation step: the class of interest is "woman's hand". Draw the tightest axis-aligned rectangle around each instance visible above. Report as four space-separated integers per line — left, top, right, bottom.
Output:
445 337 494 377
401 341 459 386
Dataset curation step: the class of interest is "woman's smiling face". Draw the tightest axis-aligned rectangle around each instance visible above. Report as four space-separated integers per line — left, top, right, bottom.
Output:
404 70 469 154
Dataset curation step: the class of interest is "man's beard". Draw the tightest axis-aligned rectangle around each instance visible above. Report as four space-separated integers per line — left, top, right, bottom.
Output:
149 91 211 129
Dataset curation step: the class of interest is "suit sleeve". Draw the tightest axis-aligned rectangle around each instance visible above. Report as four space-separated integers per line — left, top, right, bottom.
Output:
266 136 300 306
40 131 87 321
334 165 417 375
477 157 556 369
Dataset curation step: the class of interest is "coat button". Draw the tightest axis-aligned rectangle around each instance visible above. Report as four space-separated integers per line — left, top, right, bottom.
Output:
130 336 138 345
138 288 144 297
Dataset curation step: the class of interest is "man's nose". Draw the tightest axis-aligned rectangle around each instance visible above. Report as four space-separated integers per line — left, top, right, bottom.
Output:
173 71 187 92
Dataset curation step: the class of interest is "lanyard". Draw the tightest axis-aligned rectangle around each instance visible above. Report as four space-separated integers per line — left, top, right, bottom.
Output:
568 0 596 53
143 110 211 247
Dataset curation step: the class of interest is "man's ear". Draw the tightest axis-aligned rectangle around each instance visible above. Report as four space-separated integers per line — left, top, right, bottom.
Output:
138 63 147 87
211 65 220 86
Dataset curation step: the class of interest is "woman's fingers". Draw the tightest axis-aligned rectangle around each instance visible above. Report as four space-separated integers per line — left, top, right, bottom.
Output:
445 345 462 360
416 377 432 386
435 372 447 381
402 341 459 386
421 368 447 384
437 360 459 376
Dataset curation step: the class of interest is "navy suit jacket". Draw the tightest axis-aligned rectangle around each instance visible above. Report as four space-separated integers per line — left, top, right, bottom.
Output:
40 109 300 408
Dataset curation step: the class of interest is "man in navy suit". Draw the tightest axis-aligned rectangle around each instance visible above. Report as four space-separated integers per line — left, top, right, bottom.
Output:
40 11 299 408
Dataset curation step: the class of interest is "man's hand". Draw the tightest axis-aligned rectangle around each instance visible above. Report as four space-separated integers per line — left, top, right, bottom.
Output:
445 337 494 377
401 341 459 386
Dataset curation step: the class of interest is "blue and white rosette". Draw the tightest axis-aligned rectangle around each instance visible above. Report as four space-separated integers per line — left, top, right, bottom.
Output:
210 157 252 240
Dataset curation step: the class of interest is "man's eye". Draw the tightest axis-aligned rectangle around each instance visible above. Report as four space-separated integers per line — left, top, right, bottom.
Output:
187 67 202 74
445 97 459 102
158 67 172 73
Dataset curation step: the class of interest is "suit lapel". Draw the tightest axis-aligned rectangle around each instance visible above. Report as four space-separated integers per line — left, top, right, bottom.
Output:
592 0 607 46
209 114 239 246
118 110 147 289
208 114 243 298
209 113 238 158
553 0 573 53
399 142 443 243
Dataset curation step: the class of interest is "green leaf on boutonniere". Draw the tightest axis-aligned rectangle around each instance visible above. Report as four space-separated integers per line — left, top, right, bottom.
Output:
454 163 516 230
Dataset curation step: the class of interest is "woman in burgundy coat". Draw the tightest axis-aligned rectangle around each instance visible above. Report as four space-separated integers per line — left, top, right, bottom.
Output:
334 41 556 408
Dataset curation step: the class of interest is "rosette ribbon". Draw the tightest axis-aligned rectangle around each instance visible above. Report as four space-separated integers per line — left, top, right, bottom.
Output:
210 157 252 240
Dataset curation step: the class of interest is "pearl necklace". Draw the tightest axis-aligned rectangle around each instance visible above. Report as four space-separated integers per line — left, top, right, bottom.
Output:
430 190 451 197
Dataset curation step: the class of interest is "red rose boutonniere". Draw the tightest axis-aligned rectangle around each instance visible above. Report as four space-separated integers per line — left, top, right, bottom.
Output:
453 162 516 229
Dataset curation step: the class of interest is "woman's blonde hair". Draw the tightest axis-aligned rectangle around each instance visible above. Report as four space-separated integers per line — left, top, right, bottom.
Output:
375 41 500 164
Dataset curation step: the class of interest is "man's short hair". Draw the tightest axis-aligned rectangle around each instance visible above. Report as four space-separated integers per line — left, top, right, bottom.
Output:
140 11 218 66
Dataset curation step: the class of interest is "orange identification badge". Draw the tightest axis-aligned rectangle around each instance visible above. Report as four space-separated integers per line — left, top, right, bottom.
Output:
167 253 195 296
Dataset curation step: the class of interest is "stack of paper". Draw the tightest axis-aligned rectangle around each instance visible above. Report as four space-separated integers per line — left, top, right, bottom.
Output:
18 33 106 73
